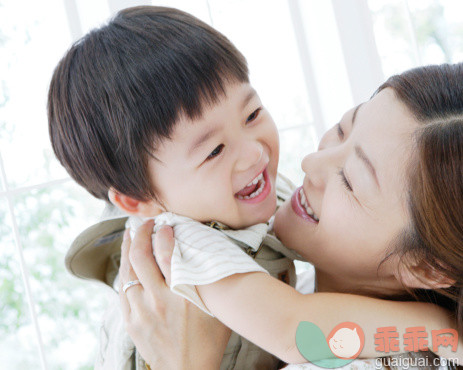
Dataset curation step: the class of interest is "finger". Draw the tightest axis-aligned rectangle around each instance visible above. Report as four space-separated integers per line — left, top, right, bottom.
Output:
119 280 131 318
119 228 134 317
119 228 139 285
153 225 175 286
120 228 143 303
129 219 167 290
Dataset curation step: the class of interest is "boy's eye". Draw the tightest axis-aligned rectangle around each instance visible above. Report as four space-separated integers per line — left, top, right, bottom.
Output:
206 144 224 161
246 108 262 124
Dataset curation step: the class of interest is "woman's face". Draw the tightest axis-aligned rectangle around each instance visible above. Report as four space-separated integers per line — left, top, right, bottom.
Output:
274 88 419 293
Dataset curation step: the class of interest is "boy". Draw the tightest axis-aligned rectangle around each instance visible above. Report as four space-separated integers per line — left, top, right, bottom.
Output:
49 6 298 369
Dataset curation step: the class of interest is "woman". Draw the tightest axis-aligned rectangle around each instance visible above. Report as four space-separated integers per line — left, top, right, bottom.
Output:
119 63 463 368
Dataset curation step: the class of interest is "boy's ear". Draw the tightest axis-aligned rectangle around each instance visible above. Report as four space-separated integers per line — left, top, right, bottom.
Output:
108 188 164 216
397 257 455 290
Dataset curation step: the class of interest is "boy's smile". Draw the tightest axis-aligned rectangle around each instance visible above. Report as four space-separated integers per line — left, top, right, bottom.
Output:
144 82 280 229
235 168 270 202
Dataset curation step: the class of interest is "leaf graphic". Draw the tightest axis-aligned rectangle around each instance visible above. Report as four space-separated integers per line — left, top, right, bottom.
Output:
296 321 355 368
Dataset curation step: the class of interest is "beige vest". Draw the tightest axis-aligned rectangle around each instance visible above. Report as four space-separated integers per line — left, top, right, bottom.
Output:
219 230 298 370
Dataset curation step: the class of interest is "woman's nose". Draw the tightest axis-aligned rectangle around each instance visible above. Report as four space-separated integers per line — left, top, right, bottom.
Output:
301 148 335 189
235 140 264 172
317 129 339 151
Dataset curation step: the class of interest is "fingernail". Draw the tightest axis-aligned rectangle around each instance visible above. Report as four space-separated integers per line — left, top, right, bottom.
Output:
145 219 155 227
165 225 174 237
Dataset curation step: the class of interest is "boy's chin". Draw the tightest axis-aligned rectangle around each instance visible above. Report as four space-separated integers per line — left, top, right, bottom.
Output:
232 205 277 229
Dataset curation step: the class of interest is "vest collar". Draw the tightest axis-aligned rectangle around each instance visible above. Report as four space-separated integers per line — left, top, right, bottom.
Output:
205 220 269 252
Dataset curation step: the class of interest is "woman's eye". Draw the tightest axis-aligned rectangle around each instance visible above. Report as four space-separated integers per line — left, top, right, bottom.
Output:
246 108 262 124
206 144 224 161
338 169 353 192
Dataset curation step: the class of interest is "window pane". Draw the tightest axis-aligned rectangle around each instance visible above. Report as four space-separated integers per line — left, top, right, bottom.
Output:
0 153 5 192
407 0 463 64
0 196 43 367
368 0 416 76
298 0 355 127
208 0 313 129
75 0 111 35
279 126 318 186
0 0 71 189
368 0 463 76
13 182 107 369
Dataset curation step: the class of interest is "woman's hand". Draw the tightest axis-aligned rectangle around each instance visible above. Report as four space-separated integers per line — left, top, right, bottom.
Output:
119 220 231 369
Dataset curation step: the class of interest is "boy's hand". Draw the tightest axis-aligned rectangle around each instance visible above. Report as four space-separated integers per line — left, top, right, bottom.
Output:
119 220 230 369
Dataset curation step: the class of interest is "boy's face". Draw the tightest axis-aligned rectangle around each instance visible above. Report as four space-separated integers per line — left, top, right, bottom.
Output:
147 82 279 229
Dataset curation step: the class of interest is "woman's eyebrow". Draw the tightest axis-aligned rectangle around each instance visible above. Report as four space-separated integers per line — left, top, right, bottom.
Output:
351 103 363 127
350 102 380 189
355 145 380 189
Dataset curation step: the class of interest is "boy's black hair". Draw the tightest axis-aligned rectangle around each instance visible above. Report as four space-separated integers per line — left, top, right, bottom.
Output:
48 6 249 202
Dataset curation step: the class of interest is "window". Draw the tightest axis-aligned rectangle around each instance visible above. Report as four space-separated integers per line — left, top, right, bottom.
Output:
0 1 107 368
369 0 463 76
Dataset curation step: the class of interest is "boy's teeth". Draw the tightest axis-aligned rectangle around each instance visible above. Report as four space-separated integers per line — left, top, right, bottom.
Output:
237 177 266 200
246 173 263 187
299 188 319 221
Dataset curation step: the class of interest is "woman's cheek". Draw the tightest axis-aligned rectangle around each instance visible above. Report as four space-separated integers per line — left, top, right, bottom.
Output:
318 197 352 242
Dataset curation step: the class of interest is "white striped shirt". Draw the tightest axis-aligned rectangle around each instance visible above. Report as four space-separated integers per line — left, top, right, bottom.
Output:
128 213 268 315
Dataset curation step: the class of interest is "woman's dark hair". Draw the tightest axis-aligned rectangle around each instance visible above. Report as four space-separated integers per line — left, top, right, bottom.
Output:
48 6 248 201
377 63 463 336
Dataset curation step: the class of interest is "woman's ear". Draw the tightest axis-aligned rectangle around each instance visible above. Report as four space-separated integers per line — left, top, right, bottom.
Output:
108 188 165 216
397 258 455 290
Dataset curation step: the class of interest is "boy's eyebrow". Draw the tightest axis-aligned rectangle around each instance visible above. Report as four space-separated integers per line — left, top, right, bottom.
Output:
188 127 220 156
188 89 257 156
241 89 257 109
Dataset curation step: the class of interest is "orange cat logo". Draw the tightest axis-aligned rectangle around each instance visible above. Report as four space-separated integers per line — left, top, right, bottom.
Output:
327 322 365 359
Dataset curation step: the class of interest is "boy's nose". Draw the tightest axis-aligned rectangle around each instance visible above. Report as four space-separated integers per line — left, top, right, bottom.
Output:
235 140 264 172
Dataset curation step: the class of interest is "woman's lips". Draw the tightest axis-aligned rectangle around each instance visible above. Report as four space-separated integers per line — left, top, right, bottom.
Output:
291 186 318 223
235 168 271 204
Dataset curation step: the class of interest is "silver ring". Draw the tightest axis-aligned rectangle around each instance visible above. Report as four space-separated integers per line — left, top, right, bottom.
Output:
122 280 141 293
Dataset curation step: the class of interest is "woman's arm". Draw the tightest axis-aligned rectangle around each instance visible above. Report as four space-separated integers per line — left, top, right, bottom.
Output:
153 225 462 365
119 220 231 369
